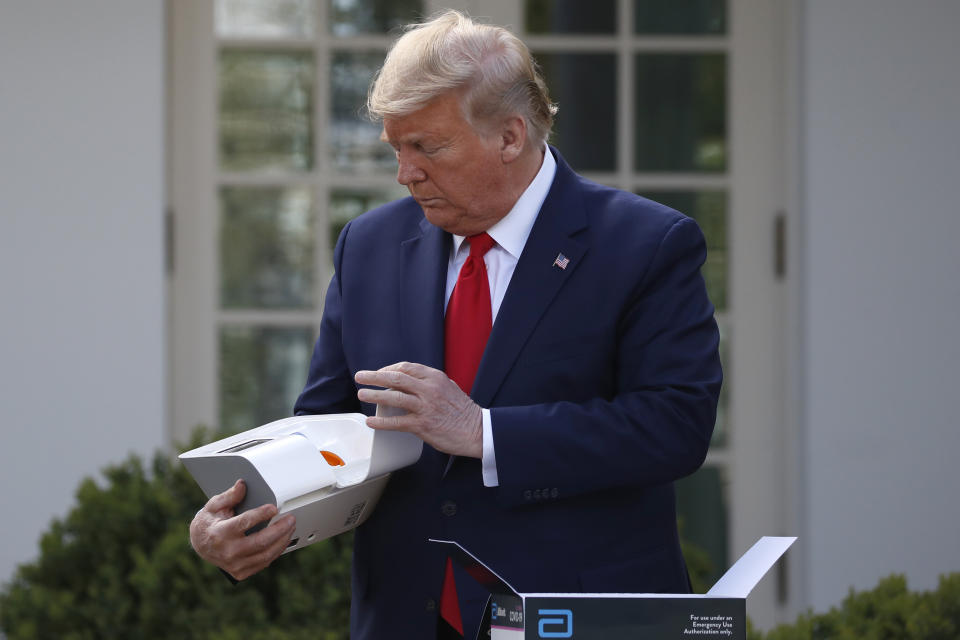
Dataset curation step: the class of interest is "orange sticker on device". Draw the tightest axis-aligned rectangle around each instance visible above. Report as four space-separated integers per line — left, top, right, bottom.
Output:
320 450 345 466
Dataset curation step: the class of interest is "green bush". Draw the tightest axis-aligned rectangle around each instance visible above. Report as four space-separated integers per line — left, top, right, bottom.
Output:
749 573 960 640
0 429 353 640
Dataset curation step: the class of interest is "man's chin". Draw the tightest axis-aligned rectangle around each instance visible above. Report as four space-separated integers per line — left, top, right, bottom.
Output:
421 205 464 234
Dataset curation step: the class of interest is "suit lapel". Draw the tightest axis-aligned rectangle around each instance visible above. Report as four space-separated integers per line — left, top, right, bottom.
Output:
400 216 449 371
471 151 589 407
400 216 453 478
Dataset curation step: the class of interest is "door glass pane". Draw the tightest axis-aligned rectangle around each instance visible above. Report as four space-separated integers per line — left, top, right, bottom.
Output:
535 53 617 172
216 0 318 38
675 465 729 590
329 188 407 253
525 0 617 34
219 50 315 172
220 186 315 309
634 0 726 35
634 54 726 172
219 326 315 432
330 51 394 171
639 191 726 311
329 0 423 36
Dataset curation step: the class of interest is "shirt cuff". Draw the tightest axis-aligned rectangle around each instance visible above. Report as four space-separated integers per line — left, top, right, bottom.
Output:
481 408 499 487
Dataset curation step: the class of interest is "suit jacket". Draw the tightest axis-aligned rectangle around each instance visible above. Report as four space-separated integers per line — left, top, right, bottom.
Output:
293 148 722 639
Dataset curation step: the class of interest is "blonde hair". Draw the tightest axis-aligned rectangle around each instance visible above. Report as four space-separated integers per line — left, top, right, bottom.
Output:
367 10 557 146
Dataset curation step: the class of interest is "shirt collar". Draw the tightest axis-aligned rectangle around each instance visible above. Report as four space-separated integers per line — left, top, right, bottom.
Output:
452 145 557 258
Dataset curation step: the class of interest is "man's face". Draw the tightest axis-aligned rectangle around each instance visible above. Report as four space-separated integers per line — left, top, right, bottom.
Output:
381 92 512 236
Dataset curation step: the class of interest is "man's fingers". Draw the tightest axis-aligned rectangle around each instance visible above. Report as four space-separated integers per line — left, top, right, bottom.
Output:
355 362 440 388
236 514 295 554
357 386 417 411
204 479 246 513
259 518 298 560
379 361 427 375
228 517 297 579
365 412 416 431
230 502 282 535
355 369 412 391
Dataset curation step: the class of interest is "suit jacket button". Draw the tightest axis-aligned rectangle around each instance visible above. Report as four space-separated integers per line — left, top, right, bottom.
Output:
425 598 437 611
441 499 458 517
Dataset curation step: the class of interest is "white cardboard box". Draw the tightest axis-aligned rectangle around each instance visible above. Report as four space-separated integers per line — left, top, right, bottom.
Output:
432 536 796 640
179 412 422 553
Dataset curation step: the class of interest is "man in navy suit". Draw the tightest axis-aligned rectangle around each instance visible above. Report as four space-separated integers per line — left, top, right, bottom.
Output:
190 10 721 640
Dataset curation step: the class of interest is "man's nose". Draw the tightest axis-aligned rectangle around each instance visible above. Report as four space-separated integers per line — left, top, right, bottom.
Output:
396 151 426 185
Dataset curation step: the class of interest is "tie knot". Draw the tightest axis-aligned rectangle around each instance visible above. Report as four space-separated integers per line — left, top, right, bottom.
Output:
467 232 495 259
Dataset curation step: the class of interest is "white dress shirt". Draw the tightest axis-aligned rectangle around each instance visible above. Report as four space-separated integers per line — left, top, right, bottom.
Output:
444 146 557 486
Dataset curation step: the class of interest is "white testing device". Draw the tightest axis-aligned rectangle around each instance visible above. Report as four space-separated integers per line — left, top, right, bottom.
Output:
179 410 423 553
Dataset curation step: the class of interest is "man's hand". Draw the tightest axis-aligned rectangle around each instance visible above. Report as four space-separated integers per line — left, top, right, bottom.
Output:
189 479 296 581
355 362 483 458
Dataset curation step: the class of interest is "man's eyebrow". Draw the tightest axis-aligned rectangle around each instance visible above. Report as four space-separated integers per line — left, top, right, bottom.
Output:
380 130 444 148
379 130 415 146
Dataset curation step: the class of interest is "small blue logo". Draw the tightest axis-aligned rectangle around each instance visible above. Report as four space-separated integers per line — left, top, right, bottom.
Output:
538 609 573 638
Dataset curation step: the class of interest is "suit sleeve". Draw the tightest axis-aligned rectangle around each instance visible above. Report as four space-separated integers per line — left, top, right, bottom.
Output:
489 217 722 507
293 221 362 416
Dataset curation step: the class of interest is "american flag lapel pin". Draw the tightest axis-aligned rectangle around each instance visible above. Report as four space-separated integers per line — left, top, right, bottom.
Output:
552 253 570 270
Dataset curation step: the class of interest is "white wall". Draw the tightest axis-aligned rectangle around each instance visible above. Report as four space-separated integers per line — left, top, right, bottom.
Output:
800 0 960 611
0 2 166 586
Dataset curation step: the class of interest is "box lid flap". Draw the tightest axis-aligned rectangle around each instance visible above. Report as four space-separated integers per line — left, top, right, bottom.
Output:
430 539 521 598
707 536 796 598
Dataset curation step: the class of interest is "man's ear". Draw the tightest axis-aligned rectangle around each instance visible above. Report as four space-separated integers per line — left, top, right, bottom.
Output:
499 115 527 163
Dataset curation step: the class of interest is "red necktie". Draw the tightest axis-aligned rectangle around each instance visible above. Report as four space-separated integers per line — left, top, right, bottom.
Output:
439 232 495 638
444 232 496 395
